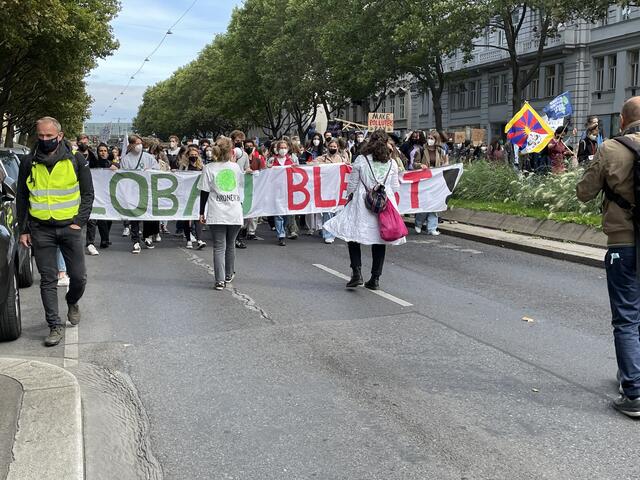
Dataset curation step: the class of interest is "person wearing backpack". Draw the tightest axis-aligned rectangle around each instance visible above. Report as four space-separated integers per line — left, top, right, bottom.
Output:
324 130 406 290
577 96 640 418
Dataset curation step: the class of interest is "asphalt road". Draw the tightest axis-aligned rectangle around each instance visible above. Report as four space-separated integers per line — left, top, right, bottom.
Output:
1 222 636 480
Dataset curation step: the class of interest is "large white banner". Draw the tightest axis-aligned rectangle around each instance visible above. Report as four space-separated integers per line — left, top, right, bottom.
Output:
90 164 463 221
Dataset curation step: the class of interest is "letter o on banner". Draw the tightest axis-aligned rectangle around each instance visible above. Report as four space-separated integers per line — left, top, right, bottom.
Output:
110 172 148 217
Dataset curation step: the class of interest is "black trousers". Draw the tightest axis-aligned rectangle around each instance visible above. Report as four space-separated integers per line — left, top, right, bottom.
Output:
130 221 160 243
86 220 112 246
31 223 87 327
182 220 202 241
347 242 386 277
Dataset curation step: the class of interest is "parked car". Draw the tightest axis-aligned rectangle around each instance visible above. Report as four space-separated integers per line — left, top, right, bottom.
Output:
0 151 34 340
0 145 30 163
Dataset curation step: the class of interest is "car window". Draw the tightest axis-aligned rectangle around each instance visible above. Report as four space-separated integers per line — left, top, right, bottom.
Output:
0 153 19 185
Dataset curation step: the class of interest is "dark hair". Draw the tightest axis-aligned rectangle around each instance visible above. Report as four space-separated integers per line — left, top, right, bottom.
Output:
554 126 566 136
76 134 88 142
97 142 109 152
361 130 391 163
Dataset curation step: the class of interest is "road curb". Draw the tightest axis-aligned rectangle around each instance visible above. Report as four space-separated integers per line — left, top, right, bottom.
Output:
0 358 83 480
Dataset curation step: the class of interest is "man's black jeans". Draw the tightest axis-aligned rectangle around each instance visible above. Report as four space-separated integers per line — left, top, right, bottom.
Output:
31 223 87 327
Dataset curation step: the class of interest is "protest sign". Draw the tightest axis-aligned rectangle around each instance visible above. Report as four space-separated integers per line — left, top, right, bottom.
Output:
368 113 394 133
454 131 466 144
471 129 485 146
89 164 463 221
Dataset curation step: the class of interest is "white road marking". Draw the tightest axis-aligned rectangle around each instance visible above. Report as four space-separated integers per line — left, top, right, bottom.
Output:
458 248 483 254
313 264 413 307
64 285 79 368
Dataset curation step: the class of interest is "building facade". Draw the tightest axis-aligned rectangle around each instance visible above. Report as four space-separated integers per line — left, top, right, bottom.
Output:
340 5 640 143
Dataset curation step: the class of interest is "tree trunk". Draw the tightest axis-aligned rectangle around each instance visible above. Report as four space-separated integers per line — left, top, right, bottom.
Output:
432 91 444 134
512 74 522 115
4 116 14 147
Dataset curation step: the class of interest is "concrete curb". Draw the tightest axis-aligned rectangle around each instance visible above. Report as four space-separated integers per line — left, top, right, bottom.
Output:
0 358 83 480
440 207 607 248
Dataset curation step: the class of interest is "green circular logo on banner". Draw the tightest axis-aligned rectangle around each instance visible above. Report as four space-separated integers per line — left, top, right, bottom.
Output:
216 169 237 192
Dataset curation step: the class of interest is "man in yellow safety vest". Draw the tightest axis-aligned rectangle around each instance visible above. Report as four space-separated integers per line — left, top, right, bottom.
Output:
16 117 94 346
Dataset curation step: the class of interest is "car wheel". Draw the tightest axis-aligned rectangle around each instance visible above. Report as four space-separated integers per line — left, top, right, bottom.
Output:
18 246 33 288
0 264 21 341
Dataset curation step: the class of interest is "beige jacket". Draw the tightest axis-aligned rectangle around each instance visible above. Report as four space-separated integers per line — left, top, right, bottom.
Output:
576 120 640 246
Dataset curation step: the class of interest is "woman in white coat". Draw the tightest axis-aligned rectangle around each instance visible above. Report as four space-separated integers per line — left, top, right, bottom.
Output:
324 130 406 290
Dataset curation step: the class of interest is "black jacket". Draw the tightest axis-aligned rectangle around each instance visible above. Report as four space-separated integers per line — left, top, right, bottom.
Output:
577 137 598 165
16 142 95 234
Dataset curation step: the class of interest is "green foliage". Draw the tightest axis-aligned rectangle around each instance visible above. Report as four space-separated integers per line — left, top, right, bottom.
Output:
0 0 121 139
454 161 601 223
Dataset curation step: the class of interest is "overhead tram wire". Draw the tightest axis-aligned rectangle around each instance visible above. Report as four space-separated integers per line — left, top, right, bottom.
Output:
98 0 200 117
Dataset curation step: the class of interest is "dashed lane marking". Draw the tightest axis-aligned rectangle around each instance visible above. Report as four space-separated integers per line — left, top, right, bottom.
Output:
313 264 413 308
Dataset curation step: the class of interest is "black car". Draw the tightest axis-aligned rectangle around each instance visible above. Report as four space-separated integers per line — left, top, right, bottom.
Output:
0 151 34 341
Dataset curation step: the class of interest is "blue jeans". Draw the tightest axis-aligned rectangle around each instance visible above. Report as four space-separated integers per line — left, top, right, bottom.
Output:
606 247 640 398
274 216 289 239
322 212 335 240
415 212 439 233
56 249 66 273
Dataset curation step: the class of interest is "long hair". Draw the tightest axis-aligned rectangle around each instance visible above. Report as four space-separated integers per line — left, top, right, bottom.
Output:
215 136 234 161
361 130 390 163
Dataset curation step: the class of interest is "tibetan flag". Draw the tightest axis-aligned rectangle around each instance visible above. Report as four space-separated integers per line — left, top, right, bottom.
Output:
505 102 554 154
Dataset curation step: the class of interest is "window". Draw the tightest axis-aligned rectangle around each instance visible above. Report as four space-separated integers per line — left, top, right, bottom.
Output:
500 74 509 103
389 95 396 115
595 57 605 91
609 54 617 90
421 91 429 114
399 94 405 118
450 85 458 110
458 84 467 110
622 5 631 20
490 76 500 104
544 65 556 97
382 97 387 112
497 30 505 46
631 50 640 87
528 72 540 99
468 81 478 107
558 64 564 92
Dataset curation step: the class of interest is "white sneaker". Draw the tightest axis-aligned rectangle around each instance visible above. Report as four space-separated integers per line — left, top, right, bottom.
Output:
324 238 335 244
132 242 141 254
427 230 441 236
144 238 155 249
196 240 206 250
86 244 100 256
186 241 193 249
153 234 161 243
57 275 70 287
122 227 130 237
414 226 422 234
190 233 197 242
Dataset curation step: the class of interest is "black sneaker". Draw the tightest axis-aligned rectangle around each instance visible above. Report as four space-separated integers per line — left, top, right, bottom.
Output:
613 395 640 418
225 273 235 283
214 282 225 291
235 239 247 249
44 325 64 347
278 238 286 246
247 234 257 240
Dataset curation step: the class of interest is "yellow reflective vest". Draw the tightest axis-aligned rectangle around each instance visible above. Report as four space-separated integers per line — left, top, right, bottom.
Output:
27 159 80 221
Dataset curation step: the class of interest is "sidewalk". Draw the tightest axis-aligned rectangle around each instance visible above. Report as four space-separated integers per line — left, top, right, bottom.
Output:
0 359 83 480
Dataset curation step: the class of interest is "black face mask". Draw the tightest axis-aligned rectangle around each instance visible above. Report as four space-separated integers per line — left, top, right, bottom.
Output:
234 142 243 148
189 156 198 162
245 147 254 155
78 143 88 152
39 137 59 154
329 149 338 154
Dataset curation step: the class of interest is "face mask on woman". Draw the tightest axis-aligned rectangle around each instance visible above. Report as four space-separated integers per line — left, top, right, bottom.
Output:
589 134 597 141
313 139 320 147
427 138 436 147
329 148 338 154
133 144 143 153
189 155 198 163
278 148 288 157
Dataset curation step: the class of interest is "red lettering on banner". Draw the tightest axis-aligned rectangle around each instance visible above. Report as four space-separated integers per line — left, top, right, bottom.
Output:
402 169 433 209
286 167 310 210
313 167 337 208
338 164 352 206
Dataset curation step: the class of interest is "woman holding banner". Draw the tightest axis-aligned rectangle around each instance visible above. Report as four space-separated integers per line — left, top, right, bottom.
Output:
324 130 405 291
198 137 244 291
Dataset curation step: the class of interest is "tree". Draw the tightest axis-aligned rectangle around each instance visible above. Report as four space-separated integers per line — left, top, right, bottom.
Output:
473 0 609 114
0 0 120 144
391 0 480 135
